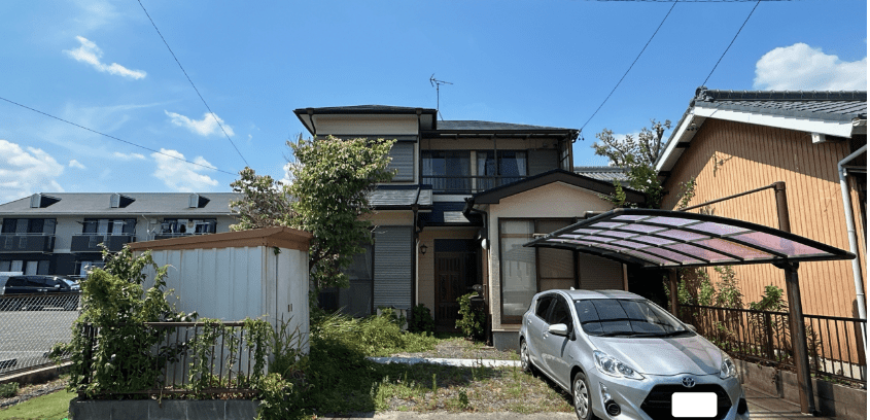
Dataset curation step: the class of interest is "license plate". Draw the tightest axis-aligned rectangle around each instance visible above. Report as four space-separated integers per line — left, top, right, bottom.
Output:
672 392 717 418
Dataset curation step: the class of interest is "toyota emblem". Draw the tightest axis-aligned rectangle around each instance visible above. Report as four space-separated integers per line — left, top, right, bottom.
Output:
681 376 696 388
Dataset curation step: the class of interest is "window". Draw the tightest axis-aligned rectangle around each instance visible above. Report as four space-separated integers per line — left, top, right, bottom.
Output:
82 218 136 236
387 143 415 182
575 299 687 337
1 219 56 235
477 151 527 190
337 243 374 317
422 151 470 193
548 296 573 330
535 295 554 320
499 218 575 324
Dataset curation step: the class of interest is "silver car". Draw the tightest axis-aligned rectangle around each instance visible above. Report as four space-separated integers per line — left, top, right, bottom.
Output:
519 289 749 420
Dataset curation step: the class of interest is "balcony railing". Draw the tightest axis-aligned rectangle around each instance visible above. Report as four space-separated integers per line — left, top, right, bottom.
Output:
422 175 528 194
70 235 134 253
0 235 55 253
154 232 214 241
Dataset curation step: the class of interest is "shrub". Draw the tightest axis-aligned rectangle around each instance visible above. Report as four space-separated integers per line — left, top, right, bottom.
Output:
455 293 485 340
0 382 18 398
409 304 435 334
314 311 436 357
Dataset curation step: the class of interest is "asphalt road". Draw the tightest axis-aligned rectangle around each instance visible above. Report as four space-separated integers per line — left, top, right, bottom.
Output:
0 309 79 375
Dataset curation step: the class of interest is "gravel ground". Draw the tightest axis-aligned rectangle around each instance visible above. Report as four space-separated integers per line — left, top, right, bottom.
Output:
391 337 519 361
0 377 68 410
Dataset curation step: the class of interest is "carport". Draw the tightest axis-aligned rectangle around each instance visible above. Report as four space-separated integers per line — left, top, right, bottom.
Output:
523 187 856 415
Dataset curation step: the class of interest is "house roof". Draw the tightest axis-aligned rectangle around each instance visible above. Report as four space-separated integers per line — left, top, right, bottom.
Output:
656 87 868 173
0 193 240 216
465 169 645 207
436 120 576 132
574 166 630 185
293 105 438 115
692 89 867 122
420 202 481 227
368 185 433 209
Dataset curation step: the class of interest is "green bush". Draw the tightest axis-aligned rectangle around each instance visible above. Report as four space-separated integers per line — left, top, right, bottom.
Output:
0 382 18 398
314 310 436 357
455 293 485 340
409 304 435 334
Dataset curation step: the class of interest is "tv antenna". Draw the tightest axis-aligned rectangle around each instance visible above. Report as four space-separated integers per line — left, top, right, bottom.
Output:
429 74 452 120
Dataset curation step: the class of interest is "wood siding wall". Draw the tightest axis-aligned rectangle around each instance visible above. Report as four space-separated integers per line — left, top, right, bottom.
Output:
661 119 866 319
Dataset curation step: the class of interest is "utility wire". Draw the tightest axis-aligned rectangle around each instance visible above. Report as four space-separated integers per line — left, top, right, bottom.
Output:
702 0 761 86
136 0 250 168
0 96 236 176
579 0 679 134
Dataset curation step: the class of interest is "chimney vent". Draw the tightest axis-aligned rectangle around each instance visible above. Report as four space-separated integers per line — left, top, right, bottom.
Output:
30 194 41 208
110 193 121 208
188 194 200 208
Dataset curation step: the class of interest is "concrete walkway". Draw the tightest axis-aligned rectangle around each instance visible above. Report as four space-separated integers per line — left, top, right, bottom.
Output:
367 356 521 368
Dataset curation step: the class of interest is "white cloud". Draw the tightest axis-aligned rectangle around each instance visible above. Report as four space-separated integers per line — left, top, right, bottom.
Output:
65 36 146 79
151 148 219 192
754 43 867 90
0 140 64 203
280 162 294 187
165 111 235 137
112 151 146 160
68 159 86 169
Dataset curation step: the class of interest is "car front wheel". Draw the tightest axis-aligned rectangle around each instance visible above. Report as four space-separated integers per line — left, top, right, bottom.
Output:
573 371 598 420
520 338 532 374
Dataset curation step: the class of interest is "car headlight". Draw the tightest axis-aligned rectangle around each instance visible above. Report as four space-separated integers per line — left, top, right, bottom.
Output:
593 350 644 380
720 354 737 379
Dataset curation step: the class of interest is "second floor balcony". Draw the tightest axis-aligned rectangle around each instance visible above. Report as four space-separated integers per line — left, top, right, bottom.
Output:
423 175 529 194
0 234 55 253
71 234 134 253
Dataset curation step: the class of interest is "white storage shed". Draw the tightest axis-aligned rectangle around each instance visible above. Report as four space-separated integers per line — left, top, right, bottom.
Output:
129 227 312 352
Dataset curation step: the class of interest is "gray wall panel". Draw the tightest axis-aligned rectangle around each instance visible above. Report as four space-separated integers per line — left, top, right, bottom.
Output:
373 226 413 309
528 149 558 176
387 143 415 181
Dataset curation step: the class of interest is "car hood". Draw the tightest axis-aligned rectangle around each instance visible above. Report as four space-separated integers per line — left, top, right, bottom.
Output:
589 334 723 376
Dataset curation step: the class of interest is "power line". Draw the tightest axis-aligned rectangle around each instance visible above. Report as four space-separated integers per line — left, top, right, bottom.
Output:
579 0 679 135
136 0 250 168
0 95 237 176
702 0 761 86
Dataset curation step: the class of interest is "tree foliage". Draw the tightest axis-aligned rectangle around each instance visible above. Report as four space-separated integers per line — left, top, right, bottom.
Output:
285 136 395 294
229 168 294 231
593 119 671 209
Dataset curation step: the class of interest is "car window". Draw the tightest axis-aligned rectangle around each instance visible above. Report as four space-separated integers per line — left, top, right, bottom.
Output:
575 298 687 337
535 295 554 321
27 277 47 287
7 277 27 287
548 296 573 328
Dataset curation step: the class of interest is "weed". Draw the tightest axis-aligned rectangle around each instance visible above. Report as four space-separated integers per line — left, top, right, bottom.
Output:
0 382 18 398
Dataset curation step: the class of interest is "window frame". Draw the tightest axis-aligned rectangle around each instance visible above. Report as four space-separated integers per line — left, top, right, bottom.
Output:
498 217 579 325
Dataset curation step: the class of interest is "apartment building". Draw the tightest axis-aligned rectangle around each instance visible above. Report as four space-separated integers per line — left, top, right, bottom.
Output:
0 192 238 276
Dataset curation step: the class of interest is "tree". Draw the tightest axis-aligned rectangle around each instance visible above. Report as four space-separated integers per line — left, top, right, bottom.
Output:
285 136 395 296
229 168 294 231
592 119 671 209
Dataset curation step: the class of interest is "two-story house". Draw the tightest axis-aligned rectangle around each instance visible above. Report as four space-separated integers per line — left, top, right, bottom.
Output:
294 105 644 349
0 192 238 276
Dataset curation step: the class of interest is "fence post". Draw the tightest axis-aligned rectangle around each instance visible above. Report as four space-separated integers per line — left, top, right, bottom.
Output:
80 324 94 393
764 312 776 361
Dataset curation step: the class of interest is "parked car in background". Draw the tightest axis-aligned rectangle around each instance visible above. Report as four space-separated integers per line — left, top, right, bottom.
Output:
519 289 748 420
0 272 23 295
1 275 80 311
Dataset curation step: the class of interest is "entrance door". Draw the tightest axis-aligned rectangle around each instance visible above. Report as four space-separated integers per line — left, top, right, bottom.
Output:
433 240 479 329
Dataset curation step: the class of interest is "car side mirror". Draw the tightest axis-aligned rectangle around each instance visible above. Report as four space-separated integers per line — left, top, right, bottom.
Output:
54 284 61 289
548 323 569 336
685 324 697 332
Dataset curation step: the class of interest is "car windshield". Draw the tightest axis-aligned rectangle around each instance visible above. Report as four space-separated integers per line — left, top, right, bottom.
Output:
61 278 77 287
574 298 688 337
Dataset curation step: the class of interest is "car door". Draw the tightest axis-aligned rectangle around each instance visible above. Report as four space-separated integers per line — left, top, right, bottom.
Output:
27 276 48 293
527 294 554 368
4 276 26 294
541 295 575 388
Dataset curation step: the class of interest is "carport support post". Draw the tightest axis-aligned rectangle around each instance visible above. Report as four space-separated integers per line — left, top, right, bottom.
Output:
774 181 815 415
669 269 679 318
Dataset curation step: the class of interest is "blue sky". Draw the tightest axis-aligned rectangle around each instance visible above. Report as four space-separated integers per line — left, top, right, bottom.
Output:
0 0 866 203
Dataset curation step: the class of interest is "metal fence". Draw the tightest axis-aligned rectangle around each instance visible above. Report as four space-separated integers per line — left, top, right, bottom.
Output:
680 305 867 386
78 321 269 397
0 293 81 377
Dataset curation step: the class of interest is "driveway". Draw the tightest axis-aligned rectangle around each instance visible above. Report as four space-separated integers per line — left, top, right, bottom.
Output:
315 386 836 420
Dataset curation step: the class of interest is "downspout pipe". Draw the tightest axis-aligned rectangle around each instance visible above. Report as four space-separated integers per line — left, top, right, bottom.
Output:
838 144 867 327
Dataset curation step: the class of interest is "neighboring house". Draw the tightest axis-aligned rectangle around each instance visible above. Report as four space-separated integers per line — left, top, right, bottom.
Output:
574 166 630 186
294 105 644 349
655 88 867 320
0 192 239 276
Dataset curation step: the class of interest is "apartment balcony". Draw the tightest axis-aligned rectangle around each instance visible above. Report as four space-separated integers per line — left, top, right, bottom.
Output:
70 235 134 253
422 175 528 194
0 235 55 253
153 232 214 241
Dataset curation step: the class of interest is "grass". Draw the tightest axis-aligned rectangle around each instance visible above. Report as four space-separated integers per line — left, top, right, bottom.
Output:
0 390 74 420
